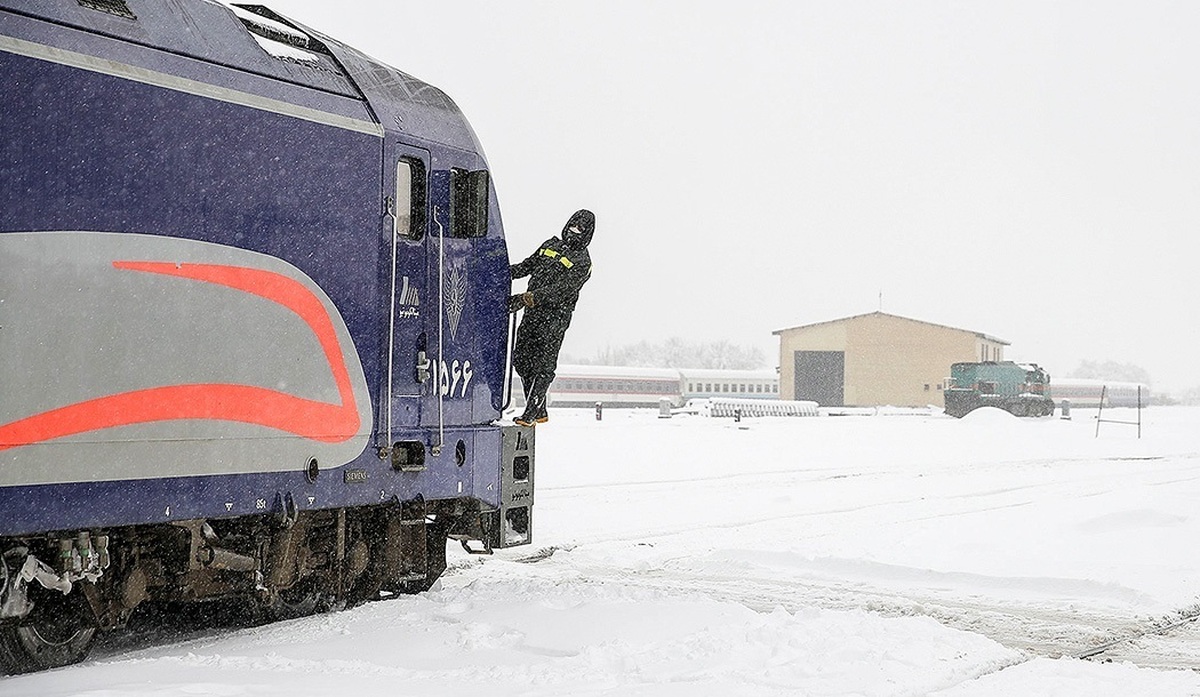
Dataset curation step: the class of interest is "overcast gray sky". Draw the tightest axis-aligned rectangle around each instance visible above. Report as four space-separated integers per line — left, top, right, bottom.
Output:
264 1 1199 393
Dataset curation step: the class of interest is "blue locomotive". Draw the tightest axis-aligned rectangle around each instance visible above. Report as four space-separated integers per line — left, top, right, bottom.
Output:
0 1 532 673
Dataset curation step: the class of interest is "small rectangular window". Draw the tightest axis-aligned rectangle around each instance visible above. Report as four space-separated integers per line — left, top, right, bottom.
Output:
394 159 426 240
450 168 489 238
924 384 930 391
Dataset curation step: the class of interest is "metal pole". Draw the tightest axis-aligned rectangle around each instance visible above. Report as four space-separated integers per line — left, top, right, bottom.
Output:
1137 385 1143 439
434 207 446 454
385 206 399 455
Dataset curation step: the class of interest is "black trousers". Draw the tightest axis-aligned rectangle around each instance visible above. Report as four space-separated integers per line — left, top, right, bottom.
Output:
514 308 572 413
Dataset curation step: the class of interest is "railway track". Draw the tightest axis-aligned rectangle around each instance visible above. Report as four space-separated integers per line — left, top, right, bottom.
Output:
1074 606 1200 668
500 546 1200 672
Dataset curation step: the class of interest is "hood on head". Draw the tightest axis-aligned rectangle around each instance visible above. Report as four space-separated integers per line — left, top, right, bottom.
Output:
561 209 595 248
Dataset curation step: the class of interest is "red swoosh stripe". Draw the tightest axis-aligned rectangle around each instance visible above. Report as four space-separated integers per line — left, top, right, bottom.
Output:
0 261 361 450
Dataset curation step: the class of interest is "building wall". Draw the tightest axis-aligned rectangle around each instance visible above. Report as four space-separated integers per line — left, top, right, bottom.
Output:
776 313 1008 408
845 314 974 407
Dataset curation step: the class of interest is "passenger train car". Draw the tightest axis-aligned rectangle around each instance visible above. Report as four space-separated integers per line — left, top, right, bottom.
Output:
1051 379 1150 409
679 367 780 402
0 1 531 673
512 365 780 409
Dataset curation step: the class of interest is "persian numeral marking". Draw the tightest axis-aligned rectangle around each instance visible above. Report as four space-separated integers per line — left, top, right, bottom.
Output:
255 498 267 510
433 358 473 398
449 360 461 396
438 359 451 396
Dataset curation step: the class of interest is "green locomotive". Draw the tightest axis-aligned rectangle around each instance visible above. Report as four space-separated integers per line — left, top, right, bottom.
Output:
943 361 1055 418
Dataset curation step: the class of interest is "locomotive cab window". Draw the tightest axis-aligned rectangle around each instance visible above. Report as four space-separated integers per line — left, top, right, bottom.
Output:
394 158 427 240
450 167 490 238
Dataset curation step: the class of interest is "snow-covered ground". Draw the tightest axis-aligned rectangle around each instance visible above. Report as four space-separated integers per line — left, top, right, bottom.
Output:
6 406 1200 696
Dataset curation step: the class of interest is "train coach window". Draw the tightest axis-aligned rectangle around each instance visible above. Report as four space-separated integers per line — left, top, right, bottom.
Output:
450 168 490 238
394 158 427 240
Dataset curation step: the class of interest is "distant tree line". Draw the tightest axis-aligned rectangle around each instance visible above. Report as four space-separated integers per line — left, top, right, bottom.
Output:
1067 360 1153 387
1178 387 1200 406
565 338 767 370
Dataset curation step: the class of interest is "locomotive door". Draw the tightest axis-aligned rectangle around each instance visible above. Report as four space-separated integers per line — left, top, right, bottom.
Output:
381 144 491 453
381 144 432 447
419 161 492 441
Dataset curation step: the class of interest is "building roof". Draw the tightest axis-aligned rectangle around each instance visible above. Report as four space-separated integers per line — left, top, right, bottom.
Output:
772 311 1009 346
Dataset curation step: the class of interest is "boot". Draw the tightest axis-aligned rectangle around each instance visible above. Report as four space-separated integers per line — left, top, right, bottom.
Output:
516 376 548 426
514 407 538 427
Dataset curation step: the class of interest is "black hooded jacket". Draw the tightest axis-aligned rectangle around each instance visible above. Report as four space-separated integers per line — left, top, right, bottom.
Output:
510 209 594 315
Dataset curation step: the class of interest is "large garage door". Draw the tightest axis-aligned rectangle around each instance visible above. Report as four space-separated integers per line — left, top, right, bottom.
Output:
794 351 844 406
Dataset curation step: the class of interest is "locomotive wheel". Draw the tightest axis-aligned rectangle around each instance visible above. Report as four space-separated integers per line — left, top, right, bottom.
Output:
0 586 97 674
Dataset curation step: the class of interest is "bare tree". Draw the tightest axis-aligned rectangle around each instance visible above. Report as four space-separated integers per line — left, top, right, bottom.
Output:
569 338 766 369
1068 360 1153 387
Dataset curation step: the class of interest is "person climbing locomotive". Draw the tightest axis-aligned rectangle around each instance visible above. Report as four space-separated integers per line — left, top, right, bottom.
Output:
509 209 595 426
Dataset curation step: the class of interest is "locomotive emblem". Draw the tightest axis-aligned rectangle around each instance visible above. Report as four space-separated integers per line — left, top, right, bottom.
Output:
446 262 468 341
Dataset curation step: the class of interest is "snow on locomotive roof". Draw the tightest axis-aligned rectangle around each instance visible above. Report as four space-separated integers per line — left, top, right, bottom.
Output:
226 4 309 45
226 4 322 62
0 0 481 150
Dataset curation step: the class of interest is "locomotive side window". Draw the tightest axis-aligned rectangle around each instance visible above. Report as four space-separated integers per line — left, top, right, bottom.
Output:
395 158 427 240
450 167 490 238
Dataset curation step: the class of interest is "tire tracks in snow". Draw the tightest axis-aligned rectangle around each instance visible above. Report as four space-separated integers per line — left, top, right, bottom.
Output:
483 549 1200 673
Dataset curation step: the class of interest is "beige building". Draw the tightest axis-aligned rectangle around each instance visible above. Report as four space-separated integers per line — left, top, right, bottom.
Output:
773 312 1009 408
